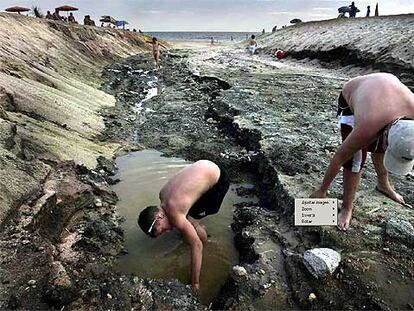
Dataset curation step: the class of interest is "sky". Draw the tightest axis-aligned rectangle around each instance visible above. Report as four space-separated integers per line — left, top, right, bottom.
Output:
2 0 414 31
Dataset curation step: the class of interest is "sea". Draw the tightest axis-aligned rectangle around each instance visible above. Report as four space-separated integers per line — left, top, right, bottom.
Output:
147 31 259 43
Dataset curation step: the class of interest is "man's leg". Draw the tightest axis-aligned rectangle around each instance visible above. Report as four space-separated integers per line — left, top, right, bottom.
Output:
338 168 361 230
156 51 161 68
371 153 406 204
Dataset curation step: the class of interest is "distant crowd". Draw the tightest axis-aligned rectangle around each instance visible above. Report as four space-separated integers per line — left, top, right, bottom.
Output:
338 1 379 18
40 8 139 31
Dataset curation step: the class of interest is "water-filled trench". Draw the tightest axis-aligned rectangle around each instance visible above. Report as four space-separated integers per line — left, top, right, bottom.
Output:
112 150 257 303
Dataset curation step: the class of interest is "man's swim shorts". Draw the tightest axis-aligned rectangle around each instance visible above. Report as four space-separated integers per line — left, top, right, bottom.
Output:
188 165 230 220
337 92 386 173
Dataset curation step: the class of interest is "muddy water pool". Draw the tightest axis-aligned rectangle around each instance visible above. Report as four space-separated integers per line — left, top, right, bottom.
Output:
113 150 256 303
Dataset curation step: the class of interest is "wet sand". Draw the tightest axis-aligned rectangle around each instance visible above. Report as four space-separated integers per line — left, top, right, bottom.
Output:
102 41 413 309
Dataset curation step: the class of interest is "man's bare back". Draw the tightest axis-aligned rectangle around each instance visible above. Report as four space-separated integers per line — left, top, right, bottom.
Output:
159 160 220 217
342 73 414 133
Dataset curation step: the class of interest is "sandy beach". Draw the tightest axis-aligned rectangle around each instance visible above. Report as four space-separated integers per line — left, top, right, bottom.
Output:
0 12 413 310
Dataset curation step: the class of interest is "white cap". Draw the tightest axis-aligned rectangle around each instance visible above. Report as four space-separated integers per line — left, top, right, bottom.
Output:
384 120 414 175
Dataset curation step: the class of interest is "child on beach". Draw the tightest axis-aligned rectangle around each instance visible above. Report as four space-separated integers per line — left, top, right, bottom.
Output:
147 37 166 69
248 35 257 55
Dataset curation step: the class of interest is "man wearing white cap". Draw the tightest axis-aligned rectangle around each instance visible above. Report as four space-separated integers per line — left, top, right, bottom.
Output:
312 73 414 230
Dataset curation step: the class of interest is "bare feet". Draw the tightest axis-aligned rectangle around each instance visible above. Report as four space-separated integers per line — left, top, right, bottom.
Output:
310 188 328 198
337 208 353 231
376 185 413 208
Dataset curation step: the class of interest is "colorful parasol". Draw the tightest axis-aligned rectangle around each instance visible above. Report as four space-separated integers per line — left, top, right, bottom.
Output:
55 5 78 11
5 6 30 14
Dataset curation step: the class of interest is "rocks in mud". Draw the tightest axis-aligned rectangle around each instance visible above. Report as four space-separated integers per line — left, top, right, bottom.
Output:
385 218 414 247
91 182 117 205
308 292 317 302
27 280 36 286
97 156 117 176
34 184 94 242
94 198 103 208
303 248 341 279
232 265 248 277
43 261 77 308
86 157 120 186
73 211 123 256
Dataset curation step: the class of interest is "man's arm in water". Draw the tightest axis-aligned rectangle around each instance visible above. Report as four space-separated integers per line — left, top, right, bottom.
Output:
175 216 203 291
312 127 374 197
188 218 208 244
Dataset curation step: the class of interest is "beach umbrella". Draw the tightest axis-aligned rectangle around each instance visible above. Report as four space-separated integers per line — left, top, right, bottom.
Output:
338 6 351 13
115 20 128 29
5 6 30 14
55 5 78 19
290 18 302 24
55 5 78 12
100 15 117 24
375 3 379 16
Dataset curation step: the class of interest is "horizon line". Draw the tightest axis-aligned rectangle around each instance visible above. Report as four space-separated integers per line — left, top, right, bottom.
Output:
145 30 261 33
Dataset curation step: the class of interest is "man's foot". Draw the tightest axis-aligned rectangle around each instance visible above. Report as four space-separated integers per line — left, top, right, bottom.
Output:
337 208 353 231
375 186 413 208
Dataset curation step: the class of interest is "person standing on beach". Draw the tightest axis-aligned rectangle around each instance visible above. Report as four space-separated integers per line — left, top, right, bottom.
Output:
366 5 371 17
137 160 230 291
311 73 414 231
248 35 257 55
349 1 359 17
146 37 166 69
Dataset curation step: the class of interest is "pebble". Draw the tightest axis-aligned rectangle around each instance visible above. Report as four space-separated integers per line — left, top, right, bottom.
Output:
386 219 414 243
27 280 36 286
308 293 317 301
303 248 341 278
232 265 247 277
262 283 271 289
95 199 103 208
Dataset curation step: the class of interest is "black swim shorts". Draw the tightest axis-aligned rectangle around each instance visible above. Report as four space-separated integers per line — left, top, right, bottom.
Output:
187 165 230 220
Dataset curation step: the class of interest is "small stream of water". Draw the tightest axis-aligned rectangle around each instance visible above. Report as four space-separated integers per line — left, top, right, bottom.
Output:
112 150 257 303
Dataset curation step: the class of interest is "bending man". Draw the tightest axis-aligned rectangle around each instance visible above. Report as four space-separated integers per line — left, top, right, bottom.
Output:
312 73 414 230
138 160 230 291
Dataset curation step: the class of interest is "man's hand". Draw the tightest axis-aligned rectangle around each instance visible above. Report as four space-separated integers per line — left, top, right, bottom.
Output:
310 189 328 198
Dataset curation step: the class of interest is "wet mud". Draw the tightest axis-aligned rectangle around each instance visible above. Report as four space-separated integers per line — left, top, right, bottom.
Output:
99 47 413 310
0 43 413 310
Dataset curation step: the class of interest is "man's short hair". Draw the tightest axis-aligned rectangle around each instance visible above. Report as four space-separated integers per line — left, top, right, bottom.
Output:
251 35 255 39
138 206 159 237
